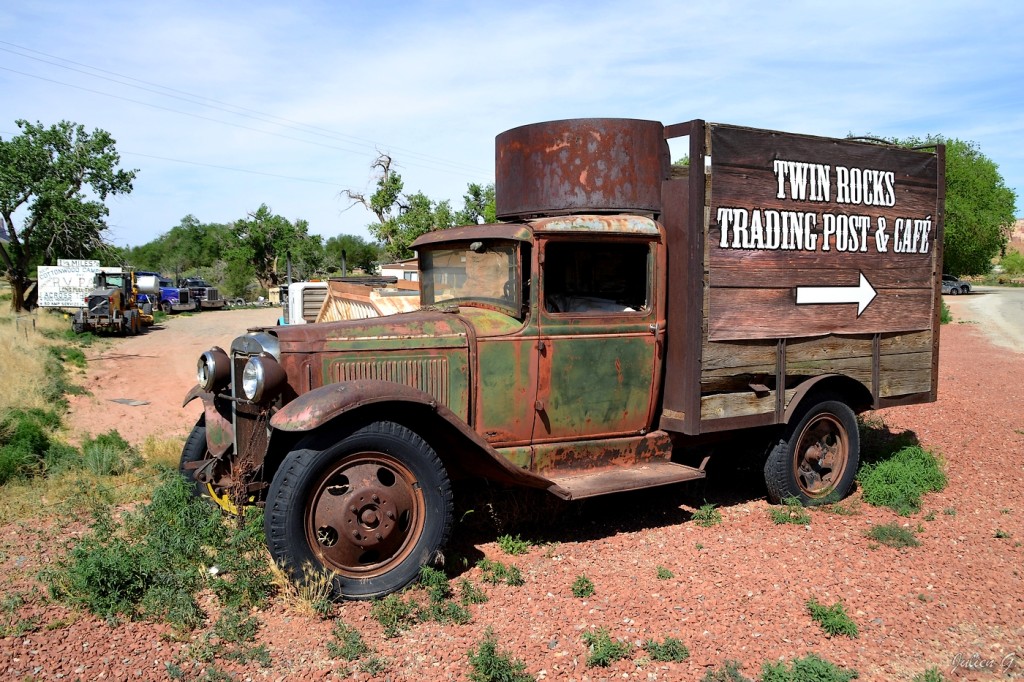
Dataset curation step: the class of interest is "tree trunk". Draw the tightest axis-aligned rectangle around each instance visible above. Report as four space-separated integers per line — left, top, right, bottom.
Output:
8 274 26 313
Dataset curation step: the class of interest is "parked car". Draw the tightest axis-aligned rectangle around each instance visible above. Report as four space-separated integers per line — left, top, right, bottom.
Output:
942 274 971 295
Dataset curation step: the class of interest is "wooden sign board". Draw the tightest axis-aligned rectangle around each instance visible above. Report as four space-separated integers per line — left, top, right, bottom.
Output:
706 125 940 341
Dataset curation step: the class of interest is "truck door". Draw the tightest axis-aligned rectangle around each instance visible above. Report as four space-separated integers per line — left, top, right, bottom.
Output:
534 237 663 442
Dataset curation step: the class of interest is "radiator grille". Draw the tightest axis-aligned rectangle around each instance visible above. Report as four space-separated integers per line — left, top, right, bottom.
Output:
327 357 449 405
233 356 269 461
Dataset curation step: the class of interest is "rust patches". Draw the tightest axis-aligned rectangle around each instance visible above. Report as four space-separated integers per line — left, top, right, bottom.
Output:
530 431 673 476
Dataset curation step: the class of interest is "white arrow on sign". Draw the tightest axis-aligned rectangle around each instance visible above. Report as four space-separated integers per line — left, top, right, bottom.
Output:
795 272 877 316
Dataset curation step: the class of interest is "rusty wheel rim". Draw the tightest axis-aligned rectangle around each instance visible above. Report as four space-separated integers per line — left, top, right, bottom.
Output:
305 452 424 579
792 413 850 498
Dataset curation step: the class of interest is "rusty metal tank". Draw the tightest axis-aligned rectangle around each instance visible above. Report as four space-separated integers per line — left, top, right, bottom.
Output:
495 118 670 220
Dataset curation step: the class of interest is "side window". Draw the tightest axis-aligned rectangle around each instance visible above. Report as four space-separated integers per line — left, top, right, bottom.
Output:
544 241 650 314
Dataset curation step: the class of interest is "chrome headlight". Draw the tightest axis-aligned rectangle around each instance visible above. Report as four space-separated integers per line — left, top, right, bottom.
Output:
241 354 286 402
197 347 230 392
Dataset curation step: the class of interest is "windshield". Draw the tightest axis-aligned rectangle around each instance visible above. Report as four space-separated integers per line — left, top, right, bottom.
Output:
96 273 124 288
420 240 522 315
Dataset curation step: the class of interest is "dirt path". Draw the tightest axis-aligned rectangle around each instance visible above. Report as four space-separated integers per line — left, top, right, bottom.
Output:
944 286 1024 353
65 307 280 444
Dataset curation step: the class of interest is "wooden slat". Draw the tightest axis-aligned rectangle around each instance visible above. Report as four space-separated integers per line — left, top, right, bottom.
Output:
879 350 933 397
787 335 873 363
879 330 932 354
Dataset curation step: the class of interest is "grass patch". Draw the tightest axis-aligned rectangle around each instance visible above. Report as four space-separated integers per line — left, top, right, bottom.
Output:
865 523 920 548
940 300 951 324
769 496 811 525
912 667 945 682
692 502 723 527
995 528 1011 539
81 430 141 476
370 593 420 638
42 471 274 630
141 435 185 469
656 565 674 580
468 628 534 682
571 574 595 598
857 445 946 515
821 500 861 516
268 561 335 619
497 533 532 555
761 654 858 682
643 636 689 662
806 598 858 638
326 621 370 661
582 627 631 667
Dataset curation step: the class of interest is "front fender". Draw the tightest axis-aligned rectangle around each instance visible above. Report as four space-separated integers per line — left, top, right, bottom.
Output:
182 384 233 457
269 380 565 497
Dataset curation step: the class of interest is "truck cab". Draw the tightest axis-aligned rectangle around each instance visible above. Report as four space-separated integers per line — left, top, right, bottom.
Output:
182 118 944 600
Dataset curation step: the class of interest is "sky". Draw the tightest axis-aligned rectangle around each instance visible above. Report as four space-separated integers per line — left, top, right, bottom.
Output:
2 0 1022 249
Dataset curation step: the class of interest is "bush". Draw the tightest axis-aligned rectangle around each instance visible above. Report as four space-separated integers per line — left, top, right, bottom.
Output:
370 594 420 638
806 598 858 638
0 408 68 484
477 558 525 587
582 627 631 667
865 523 920 548
81 430 141 476
858 445 946 515
761 654 858 682
327 622 370 661
468 628 534 682
656 566 674 580
43 471 273 629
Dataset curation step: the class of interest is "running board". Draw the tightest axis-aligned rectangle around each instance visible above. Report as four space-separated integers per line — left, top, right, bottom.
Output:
548 461 706 500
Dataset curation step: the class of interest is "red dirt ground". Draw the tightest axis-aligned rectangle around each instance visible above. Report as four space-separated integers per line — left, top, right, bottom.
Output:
2 300 1022 681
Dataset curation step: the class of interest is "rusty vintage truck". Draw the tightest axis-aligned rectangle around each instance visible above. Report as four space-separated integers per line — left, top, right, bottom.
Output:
182 118 944 599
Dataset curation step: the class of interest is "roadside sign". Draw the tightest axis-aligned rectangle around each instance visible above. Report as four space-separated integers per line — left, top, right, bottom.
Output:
57 259 100 268
38 265 102 308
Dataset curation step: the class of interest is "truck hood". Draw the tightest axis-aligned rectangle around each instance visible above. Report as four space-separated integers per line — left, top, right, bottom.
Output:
270 310 472 354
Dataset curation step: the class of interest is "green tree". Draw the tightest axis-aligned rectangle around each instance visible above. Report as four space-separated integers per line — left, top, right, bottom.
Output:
345 154 456 262
226 204 324 291
858 135 1017 276
124 215 229 277
455 183 497 225
0 119 137 310
324 234 380 274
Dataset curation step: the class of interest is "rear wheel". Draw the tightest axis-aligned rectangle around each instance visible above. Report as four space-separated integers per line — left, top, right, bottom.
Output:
764 396 859 505
265 420 453 600
161 301 172 314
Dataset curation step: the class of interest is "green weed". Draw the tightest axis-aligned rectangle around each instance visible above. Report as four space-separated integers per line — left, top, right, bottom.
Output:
420 565 452 602
458 578 488 605
358 654 390 675
467 628 534 682
643 636 689 662
822 500 860 516
582 627 631 667
912 667 946 682
692 503 723 527
865 523 920 548
477 558 525 587
656 565 674 580
571 574 595 598
326 622 370 661
806 598 858 638
497 533 532 555
995 528 1011 539
700 660 750 681
370 594 420 638
940 300 951 324
760 654 859 682
857 445 946 515
48 345 87 369
81 430 141 477
769 496 811 525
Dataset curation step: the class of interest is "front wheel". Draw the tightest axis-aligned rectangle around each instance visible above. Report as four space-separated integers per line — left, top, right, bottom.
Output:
265 421 453 600
764 396 859 505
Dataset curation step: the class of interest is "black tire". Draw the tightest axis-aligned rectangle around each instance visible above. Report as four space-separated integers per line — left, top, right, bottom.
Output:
960 286 970 295
161 301 172 314
265 420 453 600
179 416 213 499
949 287 959 295
764 396 859 505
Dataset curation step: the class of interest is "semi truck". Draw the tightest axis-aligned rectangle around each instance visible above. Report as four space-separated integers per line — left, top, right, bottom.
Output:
182 118 944 599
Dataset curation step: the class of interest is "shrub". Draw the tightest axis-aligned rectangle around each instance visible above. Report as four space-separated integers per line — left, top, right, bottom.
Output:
43 471 273 629
458 578 488 605
370 594 420 638
468 628 534 682
0 408 71 484
571 574 595 598
692 503 722 527
858 445 946 515
582 627 631 667
912 667 946 682
761 654 858 682
81 430 141 477
806 598 858 638
656 565 674 580
497 533 532 555
865 523 920 548
940 300 951 324
643 636 689 662
769 496 811 525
